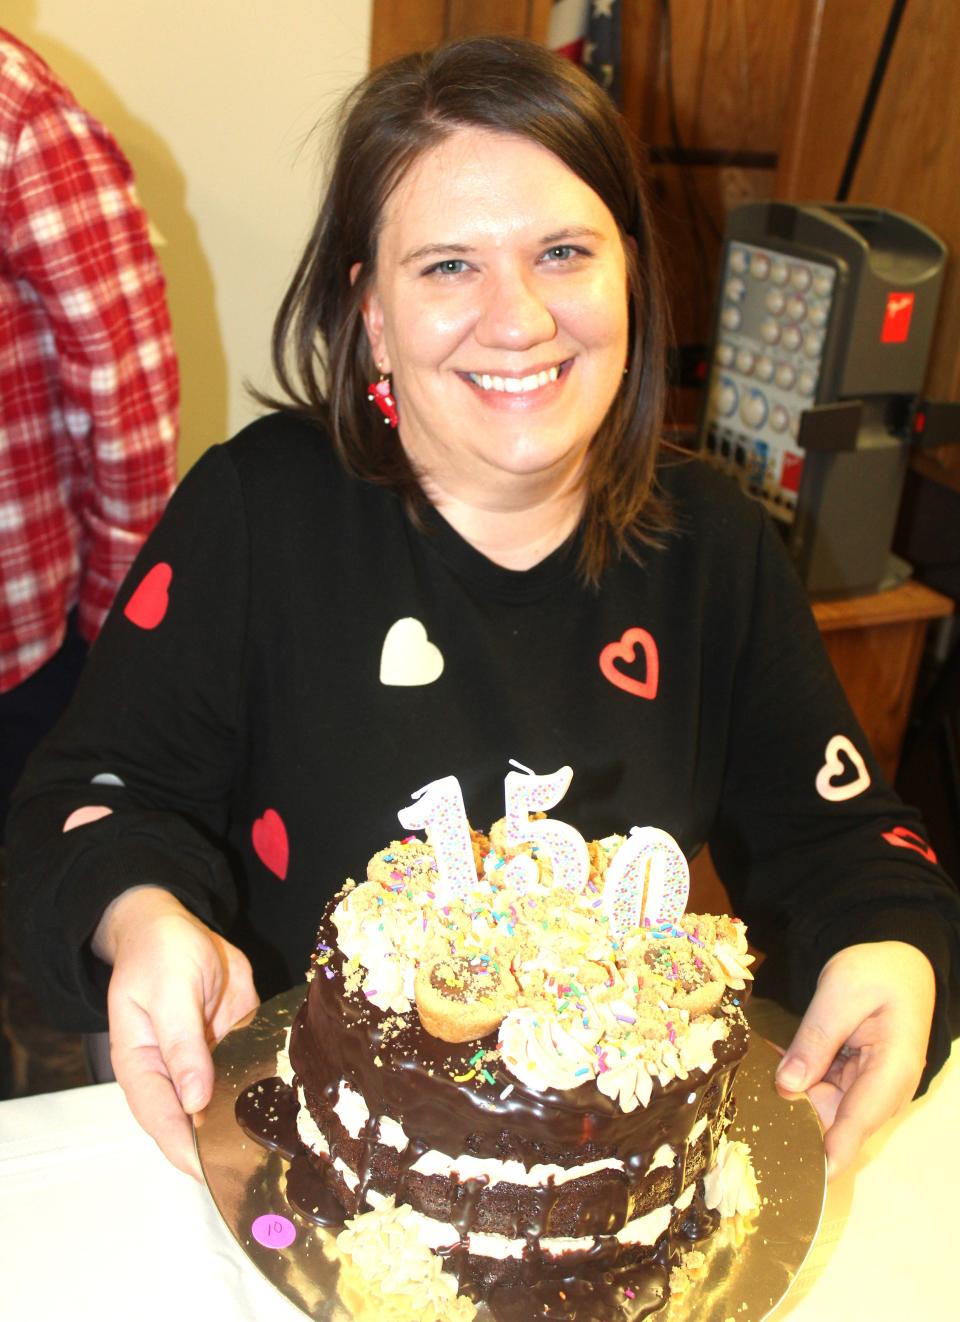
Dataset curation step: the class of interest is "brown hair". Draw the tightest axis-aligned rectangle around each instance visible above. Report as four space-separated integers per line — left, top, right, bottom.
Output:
262 36 671 583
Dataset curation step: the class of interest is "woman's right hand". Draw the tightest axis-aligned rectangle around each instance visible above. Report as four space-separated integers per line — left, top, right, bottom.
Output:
92 886 260 1178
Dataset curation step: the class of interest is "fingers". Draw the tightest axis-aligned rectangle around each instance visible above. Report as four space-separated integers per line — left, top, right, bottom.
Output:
775 985 861 1101
109 988 209 1180
206 938 260 1042
102 894 260 1179
775 943 935 1178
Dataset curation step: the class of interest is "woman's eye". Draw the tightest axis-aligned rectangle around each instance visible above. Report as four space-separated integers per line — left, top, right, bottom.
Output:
542 244 584 263
425 258 470 276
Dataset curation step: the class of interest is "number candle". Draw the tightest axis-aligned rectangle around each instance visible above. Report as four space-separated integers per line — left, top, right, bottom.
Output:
603 826 689 937
503 760 589 892
397 776 477 900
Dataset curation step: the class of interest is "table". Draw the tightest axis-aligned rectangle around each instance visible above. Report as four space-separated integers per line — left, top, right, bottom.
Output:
1 1006 956 1322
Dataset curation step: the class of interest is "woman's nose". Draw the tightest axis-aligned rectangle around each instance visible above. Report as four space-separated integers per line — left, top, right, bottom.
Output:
474 270 557 350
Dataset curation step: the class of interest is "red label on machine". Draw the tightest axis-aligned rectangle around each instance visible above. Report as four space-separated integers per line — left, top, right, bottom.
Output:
881 291 915 343
780 451 804 494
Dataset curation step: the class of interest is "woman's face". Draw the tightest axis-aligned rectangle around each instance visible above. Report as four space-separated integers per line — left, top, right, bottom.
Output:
360 128 630 508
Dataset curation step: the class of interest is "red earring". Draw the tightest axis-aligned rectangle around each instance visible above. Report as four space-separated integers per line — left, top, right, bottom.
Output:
367 369 399 428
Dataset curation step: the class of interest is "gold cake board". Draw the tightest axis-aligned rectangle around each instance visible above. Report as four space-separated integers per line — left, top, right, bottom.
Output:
194 987 826 1321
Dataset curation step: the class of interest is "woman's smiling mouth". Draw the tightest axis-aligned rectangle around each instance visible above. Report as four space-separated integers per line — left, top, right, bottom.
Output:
461 361 570 394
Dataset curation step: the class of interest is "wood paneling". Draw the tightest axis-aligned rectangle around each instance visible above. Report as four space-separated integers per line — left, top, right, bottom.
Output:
447 0 551 41
370 0 446 68
371 0 552 68
620 0 807 357
775 0 892 199
695 0 805 155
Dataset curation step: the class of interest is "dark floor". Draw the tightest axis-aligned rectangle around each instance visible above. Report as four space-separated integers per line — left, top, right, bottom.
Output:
0 849 89 1099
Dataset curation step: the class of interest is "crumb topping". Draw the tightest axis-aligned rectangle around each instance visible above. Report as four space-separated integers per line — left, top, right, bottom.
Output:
317 821 753 1111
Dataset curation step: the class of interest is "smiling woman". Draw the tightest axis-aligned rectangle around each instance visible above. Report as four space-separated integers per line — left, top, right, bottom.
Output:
265 36 669 584
357 129 630 565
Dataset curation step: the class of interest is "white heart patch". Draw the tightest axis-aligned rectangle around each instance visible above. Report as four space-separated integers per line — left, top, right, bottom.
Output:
815 734 871 802
379 617 444 687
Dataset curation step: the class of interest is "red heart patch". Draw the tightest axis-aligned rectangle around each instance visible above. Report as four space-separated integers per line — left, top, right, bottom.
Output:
124 562 172 630
882 826 938 865
252 808 289 880
599 627 660 699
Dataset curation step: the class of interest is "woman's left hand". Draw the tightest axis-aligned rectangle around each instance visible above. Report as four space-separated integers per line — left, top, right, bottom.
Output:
774 941 935 1179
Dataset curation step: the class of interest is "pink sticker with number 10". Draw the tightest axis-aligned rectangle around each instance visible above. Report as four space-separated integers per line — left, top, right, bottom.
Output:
603 826 689 938
503 761 589 892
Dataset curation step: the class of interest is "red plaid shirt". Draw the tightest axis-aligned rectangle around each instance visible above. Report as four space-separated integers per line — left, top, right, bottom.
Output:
0 30 177 692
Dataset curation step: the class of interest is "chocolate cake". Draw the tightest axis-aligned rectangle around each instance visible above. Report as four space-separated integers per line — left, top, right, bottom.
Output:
253 809 759 1317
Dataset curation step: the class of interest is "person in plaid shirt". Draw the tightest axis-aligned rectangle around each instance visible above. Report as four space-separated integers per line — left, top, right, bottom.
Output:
0 29 178 839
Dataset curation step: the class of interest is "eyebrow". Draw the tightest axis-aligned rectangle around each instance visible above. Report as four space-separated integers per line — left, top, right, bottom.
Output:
399 226 608 267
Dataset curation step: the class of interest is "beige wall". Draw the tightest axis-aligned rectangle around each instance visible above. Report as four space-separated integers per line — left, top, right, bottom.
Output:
6 1 373 473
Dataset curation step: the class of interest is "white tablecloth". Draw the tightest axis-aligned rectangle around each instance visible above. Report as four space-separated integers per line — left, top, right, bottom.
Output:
1 1047 956 1321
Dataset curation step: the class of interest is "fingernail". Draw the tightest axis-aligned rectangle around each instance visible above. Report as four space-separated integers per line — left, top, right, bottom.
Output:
178 1072 204 1112
776 1056 807 1091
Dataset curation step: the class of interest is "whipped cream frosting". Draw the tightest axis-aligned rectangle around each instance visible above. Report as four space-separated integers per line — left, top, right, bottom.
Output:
327 823 754 1109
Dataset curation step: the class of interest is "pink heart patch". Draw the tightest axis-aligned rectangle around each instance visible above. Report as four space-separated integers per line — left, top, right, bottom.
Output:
599 627 660 699
252 808 289 880
62 805 113 833
124 562 173 630
882 826 938 864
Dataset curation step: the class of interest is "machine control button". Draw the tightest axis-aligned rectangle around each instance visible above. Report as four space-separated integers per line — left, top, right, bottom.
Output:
729 247 748 274
797 368 817 396
760 317 781 344
770 260 789 285
790 264 812 291
781 326 802 352
713 378 738 416
812 271 834 297
775 363 797 389
715 342 735 366
770 404 790 433
809 303 828 328
765 288 786 315
735 348 756 374
740 389 768 428
803 331 823 357
755 354 775 381
721 305 742 330
786 295 807 322
750 252 771 279
726 276 747 301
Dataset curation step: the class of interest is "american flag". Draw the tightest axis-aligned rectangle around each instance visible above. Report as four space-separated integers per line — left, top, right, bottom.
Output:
549 0 623 107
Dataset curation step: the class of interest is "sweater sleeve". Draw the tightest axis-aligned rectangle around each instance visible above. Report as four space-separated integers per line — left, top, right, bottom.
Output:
5 443 248 1031
708 508 960 1089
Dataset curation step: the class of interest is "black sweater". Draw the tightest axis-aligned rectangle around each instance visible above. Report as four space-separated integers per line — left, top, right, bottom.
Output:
8 414 959 1084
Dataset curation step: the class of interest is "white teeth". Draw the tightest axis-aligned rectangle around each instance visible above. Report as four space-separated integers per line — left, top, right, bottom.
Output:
469 365 561 393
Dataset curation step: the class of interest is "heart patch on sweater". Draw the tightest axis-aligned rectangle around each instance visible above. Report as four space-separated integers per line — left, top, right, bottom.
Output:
252 808 289 880
380 617 444 686
62 805 113 833
124 562 172 630
599 627 660 700
815 734 871 802
882 825 938 864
